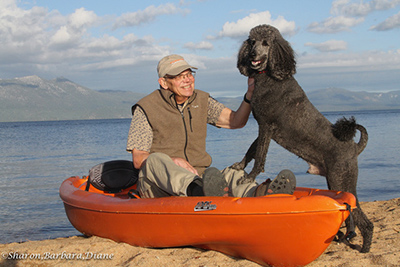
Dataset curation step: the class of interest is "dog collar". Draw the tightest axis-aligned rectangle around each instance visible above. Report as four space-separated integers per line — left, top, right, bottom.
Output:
258 70 267 74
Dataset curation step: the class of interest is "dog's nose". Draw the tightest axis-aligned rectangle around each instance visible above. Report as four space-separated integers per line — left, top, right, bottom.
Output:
250 49 256 59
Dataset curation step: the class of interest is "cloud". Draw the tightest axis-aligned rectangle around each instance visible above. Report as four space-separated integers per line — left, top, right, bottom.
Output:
298 49 400 70
331 0 400 17
0 2 55 63
296 49 400 91
50 8 98 48
308 15 364 33
0 1 167 70
193 49 400 95
308 0 400 33
0 2 47 41
217 11 297 39
0 0 399 95
69 7 98 29
184 41 214 50
305 40 348 52
112 3 189 29
370 10 400 30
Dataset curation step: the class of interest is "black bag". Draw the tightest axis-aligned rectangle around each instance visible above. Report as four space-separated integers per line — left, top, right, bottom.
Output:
86 160 139 193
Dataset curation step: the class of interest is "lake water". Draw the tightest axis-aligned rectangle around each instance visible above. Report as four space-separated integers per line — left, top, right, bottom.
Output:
0 109 399 244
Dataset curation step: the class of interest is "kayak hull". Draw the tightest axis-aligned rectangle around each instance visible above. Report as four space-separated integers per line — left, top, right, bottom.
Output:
60 176 356 266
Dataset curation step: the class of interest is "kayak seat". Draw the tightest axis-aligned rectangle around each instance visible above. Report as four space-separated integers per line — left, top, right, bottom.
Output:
86 160 139 193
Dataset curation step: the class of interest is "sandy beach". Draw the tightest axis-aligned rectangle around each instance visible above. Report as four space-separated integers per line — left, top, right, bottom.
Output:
1 197 399 267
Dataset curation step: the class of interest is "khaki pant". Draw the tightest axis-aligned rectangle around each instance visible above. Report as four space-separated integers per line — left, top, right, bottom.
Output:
138 152 258 198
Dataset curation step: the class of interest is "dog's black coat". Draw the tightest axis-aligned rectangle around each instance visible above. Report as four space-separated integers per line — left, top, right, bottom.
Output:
232 24 373 253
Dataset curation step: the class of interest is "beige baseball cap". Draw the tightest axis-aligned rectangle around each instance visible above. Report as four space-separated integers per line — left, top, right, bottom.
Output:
157 54 197 78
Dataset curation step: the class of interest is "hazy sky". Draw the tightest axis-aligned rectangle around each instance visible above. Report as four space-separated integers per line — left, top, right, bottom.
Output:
1 0 399 96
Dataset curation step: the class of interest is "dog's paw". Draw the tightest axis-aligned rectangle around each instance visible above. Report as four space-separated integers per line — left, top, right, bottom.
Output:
237 175 255 185
231 161 245 170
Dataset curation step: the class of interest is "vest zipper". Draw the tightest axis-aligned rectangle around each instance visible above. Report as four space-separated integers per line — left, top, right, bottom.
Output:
187 107 193 132
179 110 189 162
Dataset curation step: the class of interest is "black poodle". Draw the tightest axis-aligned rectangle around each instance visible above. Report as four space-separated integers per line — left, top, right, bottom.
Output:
232 24 373 253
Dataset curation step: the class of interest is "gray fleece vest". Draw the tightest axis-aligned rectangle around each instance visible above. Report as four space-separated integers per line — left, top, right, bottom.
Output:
133 89 212 175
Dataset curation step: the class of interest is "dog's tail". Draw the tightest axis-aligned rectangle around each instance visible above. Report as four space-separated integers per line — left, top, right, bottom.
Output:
355 123 368 154
331 116 368 154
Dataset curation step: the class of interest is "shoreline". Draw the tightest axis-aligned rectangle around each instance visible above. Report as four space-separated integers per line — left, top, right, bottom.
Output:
1 198 399 266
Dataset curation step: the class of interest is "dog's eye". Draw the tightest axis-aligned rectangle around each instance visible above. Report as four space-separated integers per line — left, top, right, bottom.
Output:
248 39 256 46
262 40 269 46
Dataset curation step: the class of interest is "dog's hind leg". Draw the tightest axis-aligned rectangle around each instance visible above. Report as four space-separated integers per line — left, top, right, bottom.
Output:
342 188 374 253
352 202 374 252
346 178 374 253
327 162 374 253
231 137 258 170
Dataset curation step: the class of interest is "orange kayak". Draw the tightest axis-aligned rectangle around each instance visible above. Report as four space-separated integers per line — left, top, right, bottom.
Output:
60 176 356 266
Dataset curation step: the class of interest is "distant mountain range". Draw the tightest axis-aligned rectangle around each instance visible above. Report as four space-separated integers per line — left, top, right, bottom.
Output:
0 76 145 122
1 76 399 122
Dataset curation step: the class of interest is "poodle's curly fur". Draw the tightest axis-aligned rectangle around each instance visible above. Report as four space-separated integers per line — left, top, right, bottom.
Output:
232 24 373 253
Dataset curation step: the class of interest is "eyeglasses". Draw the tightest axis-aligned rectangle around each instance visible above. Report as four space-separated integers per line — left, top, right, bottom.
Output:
165 71 196 82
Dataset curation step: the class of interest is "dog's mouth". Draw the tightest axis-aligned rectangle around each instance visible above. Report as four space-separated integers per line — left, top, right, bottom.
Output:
250 58 265 69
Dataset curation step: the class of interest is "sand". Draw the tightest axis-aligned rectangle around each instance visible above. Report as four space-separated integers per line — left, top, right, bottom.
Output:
1 198 399 267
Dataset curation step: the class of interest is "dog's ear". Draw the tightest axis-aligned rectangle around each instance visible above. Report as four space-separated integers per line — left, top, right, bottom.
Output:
237 39 254 77
268 35 296 80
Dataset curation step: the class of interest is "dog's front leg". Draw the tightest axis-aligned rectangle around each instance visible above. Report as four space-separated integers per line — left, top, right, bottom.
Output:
237 126 272 184
231 137 258 171
248 126 272 180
